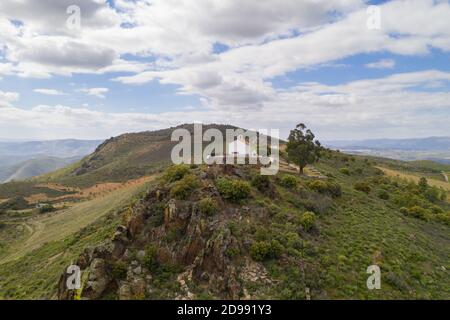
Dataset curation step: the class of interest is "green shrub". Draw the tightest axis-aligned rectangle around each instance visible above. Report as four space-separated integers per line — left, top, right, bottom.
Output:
378 190 390 200
38 204 55 214
354 182 371 194
298 211 316 231
406 206 429 220
436 212 450 225
339 168 350 175
354 168 363 175
143 245 159 272
198 197 218 216
112 261 128 280
216 178 251 202
399 207 409 215
250 240 283 261
280 175 298 189
164 164 190 182
307 180 342 197
170 174 201 200
251 175 271 192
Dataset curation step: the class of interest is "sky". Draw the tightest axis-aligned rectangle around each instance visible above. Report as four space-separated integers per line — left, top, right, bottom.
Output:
0 0 449 141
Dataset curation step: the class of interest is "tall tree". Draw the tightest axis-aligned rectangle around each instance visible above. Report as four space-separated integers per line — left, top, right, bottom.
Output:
286 123 322 175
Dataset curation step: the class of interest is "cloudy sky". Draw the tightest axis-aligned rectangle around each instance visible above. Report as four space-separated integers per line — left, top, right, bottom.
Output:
0 0 449 141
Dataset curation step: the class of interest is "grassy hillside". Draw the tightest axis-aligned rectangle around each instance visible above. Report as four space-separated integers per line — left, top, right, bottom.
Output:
0 177 154 299
55 152 449 300
0 125 448 300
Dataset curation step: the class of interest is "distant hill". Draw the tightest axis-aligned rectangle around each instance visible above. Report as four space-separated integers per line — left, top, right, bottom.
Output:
39 124 240 188
0 156 80 183
0 139 102 161
324 137 450 163
325 137 450 151
0 139 101 183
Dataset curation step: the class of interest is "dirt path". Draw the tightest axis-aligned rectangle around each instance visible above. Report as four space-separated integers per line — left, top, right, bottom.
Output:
0 175 155 264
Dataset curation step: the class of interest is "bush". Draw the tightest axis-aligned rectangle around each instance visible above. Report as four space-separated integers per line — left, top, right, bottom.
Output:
354 182 371 194
170 174 201 200
112 261 128 280
406 206 429 220
164 164 190 182
307 180 342 197
280 175 298 189
143 245 159 272
354 168 363 175
298 211 316 231
378 190 390 200
216 178 251 202
250 240 283 261
339 168 350 175
38 204 55 214
198 197 218 216
251 175 271 192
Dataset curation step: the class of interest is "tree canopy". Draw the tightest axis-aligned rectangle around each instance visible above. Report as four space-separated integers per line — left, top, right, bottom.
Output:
286 123 322 174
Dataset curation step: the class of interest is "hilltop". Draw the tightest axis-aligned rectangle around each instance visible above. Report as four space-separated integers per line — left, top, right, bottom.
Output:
0 124 448 300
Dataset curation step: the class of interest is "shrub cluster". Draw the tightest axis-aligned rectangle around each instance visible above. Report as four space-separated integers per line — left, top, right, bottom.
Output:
164 164 190 182
280 175 298 189
143 244 159 272
216 178 251 202
307 180 342 197
298 211 316 231
354 182 371 194
198 197 218 216
250 240 283 261
170 174 201 200
38 204 55 214
251 175 271 192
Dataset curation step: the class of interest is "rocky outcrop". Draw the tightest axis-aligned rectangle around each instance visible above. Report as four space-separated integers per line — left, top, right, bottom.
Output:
58 166 270 300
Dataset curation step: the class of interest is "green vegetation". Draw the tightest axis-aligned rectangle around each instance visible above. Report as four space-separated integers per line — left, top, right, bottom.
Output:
1 125 449 300
164 164 191 183
279 174 298 189
286 123 322 174
354 181 371 194
198 197 218 216
250 240 283 261
38 204 55 214
170 174 201 200
216 177 251 202
298 211 316 231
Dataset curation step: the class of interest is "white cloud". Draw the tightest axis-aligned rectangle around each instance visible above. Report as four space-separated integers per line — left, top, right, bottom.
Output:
365 59 396 69
34 89 66 96
0 90 19 108
77 87 109 98
1 70 449 140
0 0 449 139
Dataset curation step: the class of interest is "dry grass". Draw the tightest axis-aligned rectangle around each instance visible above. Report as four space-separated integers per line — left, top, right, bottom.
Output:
0 175 154 264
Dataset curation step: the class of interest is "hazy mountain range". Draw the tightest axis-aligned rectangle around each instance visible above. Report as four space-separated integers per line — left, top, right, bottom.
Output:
324 137 450 164
0 139 101 183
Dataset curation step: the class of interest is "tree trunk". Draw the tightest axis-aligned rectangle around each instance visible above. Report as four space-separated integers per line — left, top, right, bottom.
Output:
299 165 304 175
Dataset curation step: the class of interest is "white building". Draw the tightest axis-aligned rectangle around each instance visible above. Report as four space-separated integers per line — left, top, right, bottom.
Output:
227 135 257 156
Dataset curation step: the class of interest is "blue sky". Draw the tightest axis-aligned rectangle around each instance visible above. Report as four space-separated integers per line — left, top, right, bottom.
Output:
0 0 449 140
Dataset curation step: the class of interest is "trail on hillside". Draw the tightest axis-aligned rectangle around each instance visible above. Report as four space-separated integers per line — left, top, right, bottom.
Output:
0 175 154 264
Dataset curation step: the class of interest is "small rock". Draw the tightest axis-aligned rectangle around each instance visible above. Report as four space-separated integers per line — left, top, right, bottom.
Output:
133 266 142 275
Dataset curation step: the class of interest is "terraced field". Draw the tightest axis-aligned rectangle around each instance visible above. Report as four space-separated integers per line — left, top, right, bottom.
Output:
0 176 154 264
